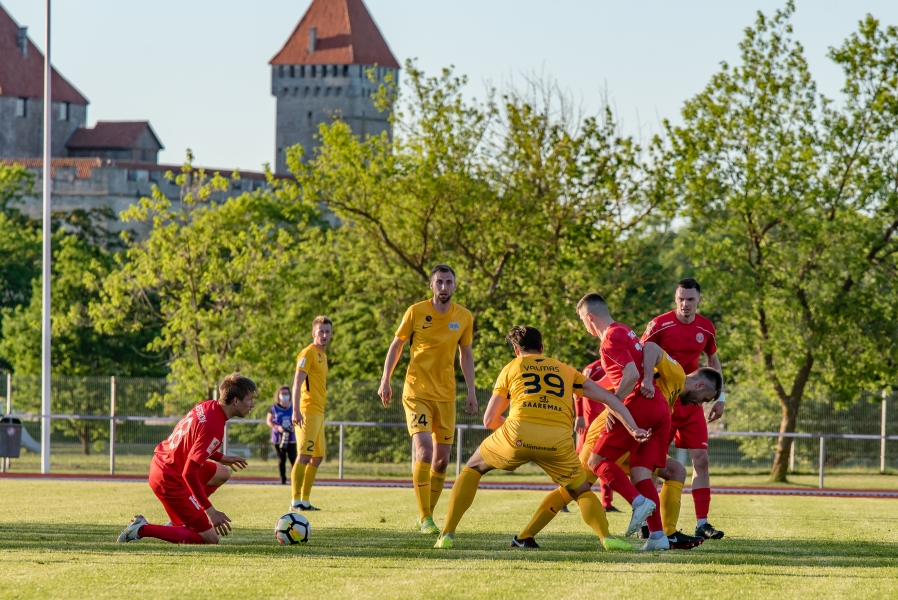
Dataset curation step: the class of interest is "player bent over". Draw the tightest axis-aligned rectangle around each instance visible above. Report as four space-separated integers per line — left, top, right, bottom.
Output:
433 326 649 551
518 342 721 549
118 374 256 544
289 316 333 512
379 265 477 535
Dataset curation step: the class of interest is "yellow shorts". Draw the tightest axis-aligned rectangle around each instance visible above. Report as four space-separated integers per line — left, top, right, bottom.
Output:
479 420 586 490
580 415 663 481
403 396 456 445
297 413 325 458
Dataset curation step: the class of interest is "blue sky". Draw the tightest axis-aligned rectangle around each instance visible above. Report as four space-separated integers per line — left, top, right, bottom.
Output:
5 0 898 172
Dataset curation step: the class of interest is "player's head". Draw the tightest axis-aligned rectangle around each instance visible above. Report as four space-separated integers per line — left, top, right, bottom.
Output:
576 293 612 337
312 316 333 348
219 373 257 417
429 264 457 305
681 367 722 405
675 278 702 319
505 325 543 356
275 385 291 406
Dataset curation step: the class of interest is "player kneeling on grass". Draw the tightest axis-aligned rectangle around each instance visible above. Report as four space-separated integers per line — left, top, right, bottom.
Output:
118 374 257 545
434 326 650 551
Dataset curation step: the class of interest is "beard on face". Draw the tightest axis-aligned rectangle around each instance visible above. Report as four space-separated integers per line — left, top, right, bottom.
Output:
679 389 700 405
436 291 453 304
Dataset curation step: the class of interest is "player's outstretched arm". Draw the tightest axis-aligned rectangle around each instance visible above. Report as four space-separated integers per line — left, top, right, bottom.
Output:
378 337 405 408
581 379 650 441
291 369 308 428
640 342 663 398
483 394 510 430
459 344 478 416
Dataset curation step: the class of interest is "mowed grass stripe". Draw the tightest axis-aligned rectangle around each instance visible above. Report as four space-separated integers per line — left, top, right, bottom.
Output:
1 480 897 599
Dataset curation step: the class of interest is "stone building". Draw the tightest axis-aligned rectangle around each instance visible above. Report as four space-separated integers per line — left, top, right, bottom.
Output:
0 5 88 158
270 0 400 174
66 121 163 163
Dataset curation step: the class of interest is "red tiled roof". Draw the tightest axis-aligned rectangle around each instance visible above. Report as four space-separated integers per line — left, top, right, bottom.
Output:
66 121 163 150
270 0 399 68
0 5 88 104
0 158 286 181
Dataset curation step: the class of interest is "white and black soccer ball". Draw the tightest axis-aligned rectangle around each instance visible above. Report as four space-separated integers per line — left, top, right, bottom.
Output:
275 513 310 545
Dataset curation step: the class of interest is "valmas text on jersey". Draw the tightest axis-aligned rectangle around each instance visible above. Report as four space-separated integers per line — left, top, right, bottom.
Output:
523 364 560 372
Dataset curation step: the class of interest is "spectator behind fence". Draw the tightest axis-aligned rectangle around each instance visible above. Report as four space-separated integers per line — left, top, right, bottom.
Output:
267 386 297 484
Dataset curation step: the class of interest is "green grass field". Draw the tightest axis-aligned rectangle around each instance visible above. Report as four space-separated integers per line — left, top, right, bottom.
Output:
2 480 898 599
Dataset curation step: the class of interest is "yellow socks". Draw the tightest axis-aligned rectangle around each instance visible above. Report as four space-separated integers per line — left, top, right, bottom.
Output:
301 464 318 502
519 488 568 539
576 490 612 539
660 480 683 536
413 461 432 520
430 470 447 512
290 459 305 502
441 467 482 535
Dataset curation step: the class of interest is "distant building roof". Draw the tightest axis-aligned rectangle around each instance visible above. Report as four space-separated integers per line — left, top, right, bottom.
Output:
0 157 286 181
0 4 88 104
66 121 164 151
270 0 399 69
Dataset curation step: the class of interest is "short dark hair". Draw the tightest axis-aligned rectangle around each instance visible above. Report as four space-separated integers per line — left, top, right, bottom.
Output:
696 367 722 400
430 264 456 280
219 373 257 405
677 278 701 293
576 293 610 318
505 325 542 353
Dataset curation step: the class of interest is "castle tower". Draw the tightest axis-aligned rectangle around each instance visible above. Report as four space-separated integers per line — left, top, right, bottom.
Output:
270 0 400 174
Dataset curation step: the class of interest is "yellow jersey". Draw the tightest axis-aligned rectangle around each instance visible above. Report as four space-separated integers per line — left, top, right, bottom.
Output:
297 343 328 415
493 355 588 429
395 300 474 403
655 351 685 413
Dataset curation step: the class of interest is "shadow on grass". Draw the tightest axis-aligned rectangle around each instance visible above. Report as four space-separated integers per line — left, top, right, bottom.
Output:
2 523 897 569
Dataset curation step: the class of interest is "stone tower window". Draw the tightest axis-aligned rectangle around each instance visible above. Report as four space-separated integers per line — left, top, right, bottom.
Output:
314 87 321 96
304 87 310 96
332 65 338 77
342 65 349 77
307 111 313 126
311 65 316 77
59 102 70 121
15 98 26 118
300 65 305 78
278 65 284 77
335 87 342 96
289 66 295 77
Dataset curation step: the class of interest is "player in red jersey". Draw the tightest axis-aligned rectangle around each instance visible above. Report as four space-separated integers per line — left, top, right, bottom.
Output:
574 360 618 512
117 373 257 545
577 293 672 550
642 278 725 540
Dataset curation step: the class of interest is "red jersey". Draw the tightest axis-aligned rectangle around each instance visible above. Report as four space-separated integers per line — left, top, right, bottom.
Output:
575 359 611 424
152 400 226 509
600 322 660 400
641 310 717 374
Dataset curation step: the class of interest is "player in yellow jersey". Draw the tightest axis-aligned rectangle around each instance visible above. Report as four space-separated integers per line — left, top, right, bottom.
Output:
379 265 477 535
516 341 722 550
433 325 650 550
288 316 333 512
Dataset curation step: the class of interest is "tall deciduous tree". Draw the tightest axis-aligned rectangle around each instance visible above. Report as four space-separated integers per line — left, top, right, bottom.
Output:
670 3 898 480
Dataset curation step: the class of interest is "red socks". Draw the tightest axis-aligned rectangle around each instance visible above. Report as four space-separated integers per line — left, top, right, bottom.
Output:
692 486 711 520
140 524 206 544
634 479 663 532
600 480 614 508
592 459 640 504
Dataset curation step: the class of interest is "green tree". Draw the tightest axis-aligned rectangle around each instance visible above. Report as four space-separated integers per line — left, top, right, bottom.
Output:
669 3 898 480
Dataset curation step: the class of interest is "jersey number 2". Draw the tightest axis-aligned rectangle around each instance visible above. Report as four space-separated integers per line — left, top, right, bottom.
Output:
521 373 565 397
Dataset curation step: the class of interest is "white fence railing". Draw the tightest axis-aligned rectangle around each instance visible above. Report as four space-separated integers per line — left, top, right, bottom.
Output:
3 411 898 489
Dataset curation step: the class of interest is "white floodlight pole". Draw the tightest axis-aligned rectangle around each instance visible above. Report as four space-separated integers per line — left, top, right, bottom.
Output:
41 0 52 474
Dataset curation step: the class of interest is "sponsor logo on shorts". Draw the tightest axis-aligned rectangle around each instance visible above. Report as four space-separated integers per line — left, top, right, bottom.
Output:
449 322 460 331
696 332 705 343
188 495 201 510
207 437 221 454
195 404 206 423
516 439 523 447
521 442 557 451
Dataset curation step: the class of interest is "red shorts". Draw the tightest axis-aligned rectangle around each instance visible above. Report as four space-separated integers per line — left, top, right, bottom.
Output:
148 459 219 533
592 394 671 472
670 399 708 450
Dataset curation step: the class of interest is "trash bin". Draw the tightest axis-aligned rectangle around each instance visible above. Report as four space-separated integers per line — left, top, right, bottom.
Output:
0 417 23 458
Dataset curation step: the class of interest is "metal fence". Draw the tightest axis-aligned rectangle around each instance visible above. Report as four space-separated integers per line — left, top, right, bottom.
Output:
2 374 897 487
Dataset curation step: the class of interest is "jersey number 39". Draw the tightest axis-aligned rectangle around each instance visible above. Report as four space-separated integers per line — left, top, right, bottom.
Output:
521 373 565 397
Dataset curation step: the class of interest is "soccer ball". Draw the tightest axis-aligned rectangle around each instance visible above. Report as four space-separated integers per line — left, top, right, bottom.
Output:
275 513 310 545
